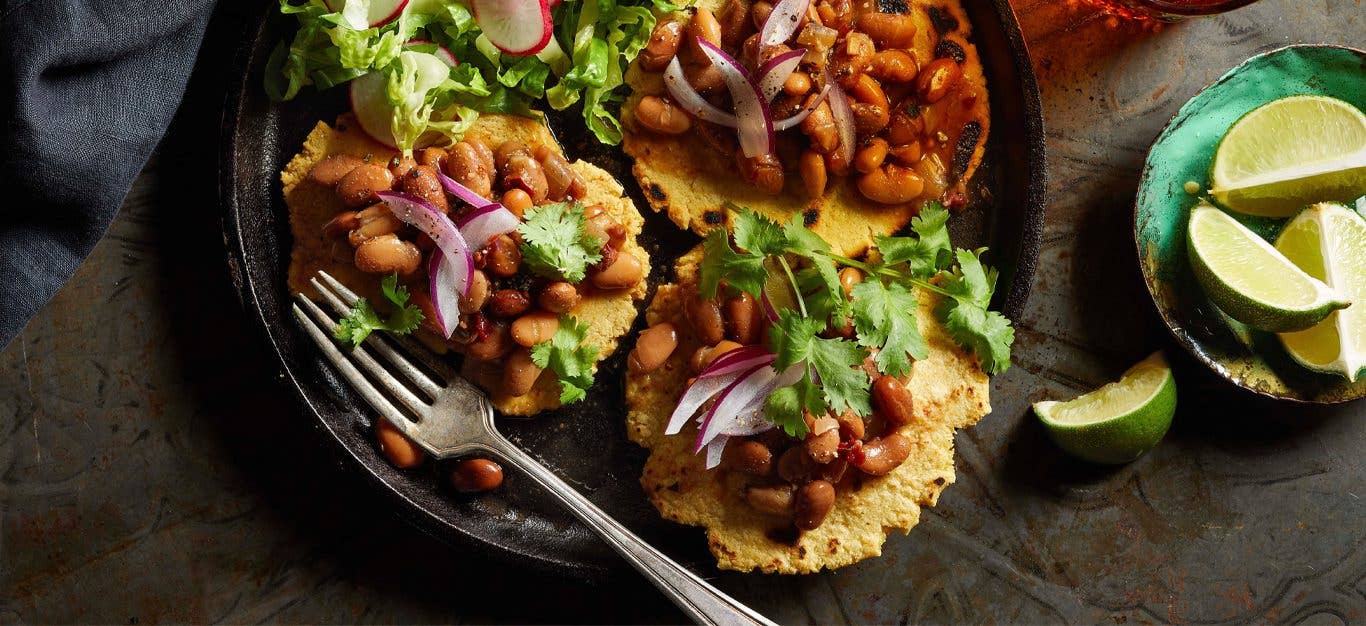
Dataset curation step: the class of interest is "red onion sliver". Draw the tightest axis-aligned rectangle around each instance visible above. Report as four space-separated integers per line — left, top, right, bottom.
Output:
771 83 831 131
697 38 773 158
693 362 771 452
426 250 461 338
378 191 473 338
698 347 774 379
437 170 495 210
719 363 804 438
703 435 729 470
665 368 749 436
757 49 805 103
824 70 857 165
456 203 520 250
663 57 739 128
759 0 810 47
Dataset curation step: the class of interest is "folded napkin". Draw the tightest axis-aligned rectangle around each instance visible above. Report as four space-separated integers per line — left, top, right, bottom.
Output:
0 0 216 348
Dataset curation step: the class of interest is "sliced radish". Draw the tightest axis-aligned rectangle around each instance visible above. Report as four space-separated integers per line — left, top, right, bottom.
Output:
325 0 409 29
407 39 457 67
696 39 772 158
378 191 473 338
472 0 553 55
350 50 452 149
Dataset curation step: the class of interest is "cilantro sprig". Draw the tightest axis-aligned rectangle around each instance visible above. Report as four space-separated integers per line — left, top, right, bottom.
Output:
518 202 603 283
531 315 600 404
332 274 425 349
697 203 1015 433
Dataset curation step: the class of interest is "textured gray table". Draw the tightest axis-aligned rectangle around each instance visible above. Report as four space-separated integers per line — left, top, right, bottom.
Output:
3 1 1363 623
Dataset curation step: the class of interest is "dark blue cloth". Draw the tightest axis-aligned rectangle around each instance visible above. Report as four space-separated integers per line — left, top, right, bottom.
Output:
1 0 216 348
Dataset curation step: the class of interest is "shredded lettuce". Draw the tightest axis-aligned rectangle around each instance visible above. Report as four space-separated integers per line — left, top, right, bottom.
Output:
267 0 690 148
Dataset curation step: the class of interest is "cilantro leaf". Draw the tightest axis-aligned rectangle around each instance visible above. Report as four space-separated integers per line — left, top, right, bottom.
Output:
731 207 789 257
332 274 425 349
940 248 997 309
518 203 602 282
698 227 768 299
850 279 927 377
874 203 952 277
940 300 1015 374
530 315 600 404
766 371 821 438
769 310 871 416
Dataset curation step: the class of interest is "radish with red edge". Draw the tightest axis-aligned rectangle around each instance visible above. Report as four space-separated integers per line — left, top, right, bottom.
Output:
325 0 409 29
350 50 452 149
407 39 457 67
472 0 553 55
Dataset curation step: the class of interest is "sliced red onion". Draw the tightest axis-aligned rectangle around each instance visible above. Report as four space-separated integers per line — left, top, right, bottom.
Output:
824 70 857 165
692 362 770 452
456 203 520 250
703 435 729 470
665 366 753 436
378 191 472 338
662 57 739 128
771 83 831 131
759 0 811 47
697 38 773 158
696 362 806 451
698 346 774 379
757 49 805 103
438 170 494 209
426 250 460 338
720 364 805 438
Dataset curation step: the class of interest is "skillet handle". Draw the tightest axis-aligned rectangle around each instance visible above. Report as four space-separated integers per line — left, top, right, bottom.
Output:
486 435 777 626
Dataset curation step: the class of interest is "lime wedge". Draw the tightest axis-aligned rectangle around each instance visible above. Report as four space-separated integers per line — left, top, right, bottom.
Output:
1034 352 1176 465
1210 95 1366 217
1187 202 1348 332
1276 203 1366 381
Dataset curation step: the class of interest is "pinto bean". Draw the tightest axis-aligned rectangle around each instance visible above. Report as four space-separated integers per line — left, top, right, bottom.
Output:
799 149 828 199
738 153 785 195
582 204 627 249
634 95 692 135
784 71 812 96
309 154 364 186
503 154 549 203
389 156 417 179
849 74 890 134
336 164 395 208
323 210 360 239
835 411 866 441
689 7 723 54
723 439 773 476
500 188 533 219
376 417 425 468
445 141 495 199
487 289 531 318
825 144 852 177
628 323 678 374
857 164 924 204
852 433 912 476
751 1 773 30
484 234 522 278
801 98 839 154
858 12 916 47
719 0 752 45
724 292 761 344
888 141 922 166
354 234 421 275
870 49 918 83
805 417 840 464
686 61 727 94
794 480 835 530
458 270 490 314
533 146 580 201
465 320 512 361
538 281 581 314
503 347 544 397
688 296 726 345
451 458 504 492
691 340 743 372
348 204 403 247
854 137 889 174
511 310 560 348
745 484 795 516
838 267 863 297
640 20 684 72
777 446 818 483
590 253 644 290
872 376 916 427
400 165 449 214
917 58 963 104
417 147 447 170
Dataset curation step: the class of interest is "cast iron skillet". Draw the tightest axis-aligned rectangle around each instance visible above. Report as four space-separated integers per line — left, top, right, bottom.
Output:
219 1 1046 578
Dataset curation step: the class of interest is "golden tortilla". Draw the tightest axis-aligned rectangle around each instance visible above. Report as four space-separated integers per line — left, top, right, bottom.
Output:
282 114 650 416
622 0 990 258
625 249 991 573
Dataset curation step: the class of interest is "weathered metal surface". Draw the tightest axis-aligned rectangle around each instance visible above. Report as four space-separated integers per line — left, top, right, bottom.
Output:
2 0 1364 623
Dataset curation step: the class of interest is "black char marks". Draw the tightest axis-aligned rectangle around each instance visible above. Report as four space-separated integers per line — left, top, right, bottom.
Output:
952 120 983 180
935 40 966 64
928 6 959 35
649 183 666 201
704 209 724 225
803 208 819 227
876 0 910 14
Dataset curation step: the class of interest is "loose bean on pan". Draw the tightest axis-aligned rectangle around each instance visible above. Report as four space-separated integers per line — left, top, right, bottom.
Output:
452 458 504 492
376 417 425 468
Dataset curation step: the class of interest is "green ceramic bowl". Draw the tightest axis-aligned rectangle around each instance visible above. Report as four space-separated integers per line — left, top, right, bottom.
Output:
1135 45 1366 403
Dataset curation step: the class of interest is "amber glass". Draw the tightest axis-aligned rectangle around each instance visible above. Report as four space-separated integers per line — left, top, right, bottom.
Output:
1084 0 1262 20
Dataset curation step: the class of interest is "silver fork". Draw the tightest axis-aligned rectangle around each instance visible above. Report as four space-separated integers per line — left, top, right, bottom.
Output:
292 270 776 626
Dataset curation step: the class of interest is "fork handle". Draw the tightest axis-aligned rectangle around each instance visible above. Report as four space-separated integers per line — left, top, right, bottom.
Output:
485 436 777 626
